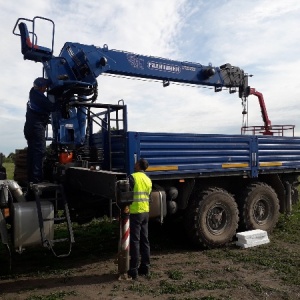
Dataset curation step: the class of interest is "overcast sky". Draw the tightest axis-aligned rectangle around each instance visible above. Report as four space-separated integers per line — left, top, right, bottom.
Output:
1 0 300 156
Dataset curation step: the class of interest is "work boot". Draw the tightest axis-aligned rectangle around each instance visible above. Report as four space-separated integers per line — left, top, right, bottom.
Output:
138 265 149 276
127 269 138 280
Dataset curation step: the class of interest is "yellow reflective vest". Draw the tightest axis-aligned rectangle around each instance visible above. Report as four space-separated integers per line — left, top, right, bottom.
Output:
130 172 152 214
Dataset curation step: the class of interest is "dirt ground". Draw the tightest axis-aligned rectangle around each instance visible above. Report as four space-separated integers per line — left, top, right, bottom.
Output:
1 248 300 300
1 222 300 300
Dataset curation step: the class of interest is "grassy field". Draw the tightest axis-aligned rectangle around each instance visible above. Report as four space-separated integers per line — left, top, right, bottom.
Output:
0 163 300 299
0 201 299 299
3 162 14 180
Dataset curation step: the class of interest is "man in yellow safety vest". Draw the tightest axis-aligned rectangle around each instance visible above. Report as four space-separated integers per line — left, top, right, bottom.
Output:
128 158 152 279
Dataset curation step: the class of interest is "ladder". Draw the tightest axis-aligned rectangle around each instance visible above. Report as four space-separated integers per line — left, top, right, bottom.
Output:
105 101 127 172
31 182 74 257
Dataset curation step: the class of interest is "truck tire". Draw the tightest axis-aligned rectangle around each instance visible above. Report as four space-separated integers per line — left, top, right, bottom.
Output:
238 182 279 232
184 187 239 248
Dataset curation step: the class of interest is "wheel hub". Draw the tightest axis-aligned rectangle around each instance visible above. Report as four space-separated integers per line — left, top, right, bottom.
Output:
206 204 227 234
253 199 269 224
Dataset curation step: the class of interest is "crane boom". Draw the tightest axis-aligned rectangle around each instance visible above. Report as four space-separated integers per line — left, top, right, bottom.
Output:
13 17 250 100
13 16 254 146
58 42 249 97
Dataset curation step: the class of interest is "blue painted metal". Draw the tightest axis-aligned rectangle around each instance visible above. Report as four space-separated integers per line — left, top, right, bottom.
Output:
125 132 253 177
257 135 300 170
13 16 249 149
13 16 248 98
118 132 300 179
250 136 259 177
13 16 300 182
58 43 248 91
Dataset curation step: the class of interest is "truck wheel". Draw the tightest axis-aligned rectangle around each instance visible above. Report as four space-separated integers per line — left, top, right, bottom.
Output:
184 187 239 248
239 183 279 232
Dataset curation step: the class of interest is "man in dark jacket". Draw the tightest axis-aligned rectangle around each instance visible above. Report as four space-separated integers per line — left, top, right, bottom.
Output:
24 77 57 183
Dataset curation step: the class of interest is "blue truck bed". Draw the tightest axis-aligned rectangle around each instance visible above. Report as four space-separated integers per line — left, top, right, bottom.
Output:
123 132 300 179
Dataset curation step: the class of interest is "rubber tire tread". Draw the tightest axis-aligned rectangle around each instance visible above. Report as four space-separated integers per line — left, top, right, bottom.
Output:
184 187 239 248
238 182 279 232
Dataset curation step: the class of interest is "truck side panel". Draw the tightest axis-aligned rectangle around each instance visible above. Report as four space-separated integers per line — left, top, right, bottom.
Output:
126 132 254 178
258 136 300 172
124 132 300 179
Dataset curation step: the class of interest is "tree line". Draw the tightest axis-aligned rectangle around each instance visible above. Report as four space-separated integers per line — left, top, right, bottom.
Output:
0 152 15 164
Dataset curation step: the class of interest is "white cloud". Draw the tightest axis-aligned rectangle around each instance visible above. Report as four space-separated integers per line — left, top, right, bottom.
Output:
0 0 300 156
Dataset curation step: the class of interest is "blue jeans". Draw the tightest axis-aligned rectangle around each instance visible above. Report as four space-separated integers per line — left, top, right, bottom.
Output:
129 212 150 276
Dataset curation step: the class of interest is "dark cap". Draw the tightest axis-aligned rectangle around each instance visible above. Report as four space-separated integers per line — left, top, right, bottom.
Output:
137 158 149 171
33 77 50 88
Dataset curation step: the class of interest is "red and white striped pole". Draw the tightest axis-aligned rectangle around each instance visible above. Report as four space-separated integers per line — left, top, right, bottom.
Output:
118 205 130 279
116 179 133 280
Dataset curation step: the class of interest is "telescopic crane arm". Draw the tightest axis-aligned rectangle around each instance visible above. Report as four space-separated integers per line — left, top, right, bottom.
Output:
13 16 296 141
15 16 269 145
13 17 250 102
58 42 249 98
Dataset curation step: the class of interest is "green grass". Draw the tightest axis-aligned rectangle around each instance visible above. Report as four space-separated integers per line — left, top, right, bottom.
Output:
204 201 300 286
3 162 14 179
1 202 300 299
0 218 119 278
1 164 299 299
128 278 239 297
128 202 300 298
25 290 77 300
167 269 184 280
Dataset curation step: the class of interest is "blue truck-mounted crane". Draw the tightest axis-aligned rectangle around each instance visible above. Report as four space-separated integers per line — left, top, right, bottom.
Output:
1 16 299 262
